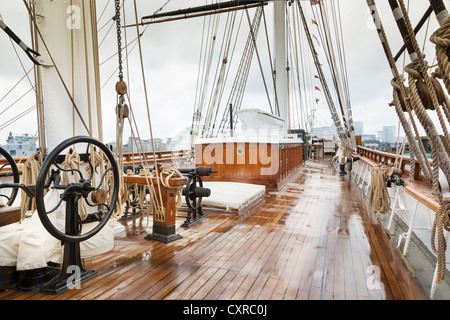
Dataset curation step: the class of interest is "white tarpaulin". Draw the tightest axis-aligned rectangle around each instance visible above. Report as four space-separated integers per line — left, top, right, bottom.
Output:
199 181 265 211
0 188 114 270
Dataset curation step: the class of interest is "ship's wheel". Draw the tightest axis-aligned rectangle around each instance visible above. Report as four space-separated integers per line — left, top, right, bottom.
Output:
0 146 20 207
35 136 119 294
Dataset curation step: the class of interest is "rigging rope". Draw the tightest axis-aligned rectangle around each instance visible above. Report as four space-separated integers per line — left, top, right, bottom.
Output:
23 0 92 137
192 12 221 142
216 6 266 135
296 0 351 151
202 9 239 138
132 0 165 223
0 67 33 104
390 79 433 184
310 1 353 140
396 0 450 184
369 0 450 284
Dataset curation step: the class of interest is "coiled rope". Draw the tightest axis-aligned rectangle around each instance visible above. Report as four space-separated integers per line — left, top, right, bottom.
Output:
19 149 42 220
405 58 449 194
152 165 184 213
431 197 450 283
430 16 450 97
60 150 88 221
368 164 391 214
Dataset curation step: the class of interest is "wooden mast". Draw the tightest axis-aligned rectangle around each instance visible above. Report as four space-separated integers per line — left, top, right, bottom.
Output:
32 0 102 152
273 0 288 132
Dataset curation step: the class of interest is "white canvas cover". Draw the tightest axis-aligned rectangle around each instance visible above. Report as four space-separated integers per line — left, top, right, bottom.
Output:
199 182 265 211
0 188 114 270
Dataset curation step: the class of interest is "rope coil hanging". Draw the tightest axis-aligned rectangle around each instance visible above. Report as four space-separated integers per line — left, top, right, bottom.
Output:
430 16 450 96
404 57 450 193
19 149 42 220
431 197 450 283
153 164 184 211
368 163 391 214
60 150 88 221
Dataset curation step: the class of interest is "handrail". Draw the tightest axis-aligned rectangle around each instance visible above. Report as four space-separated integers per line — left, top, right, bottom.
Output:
0 157 27 172
122 149 190 165
355 145 439 211
356 145 433 182
0 150 191 169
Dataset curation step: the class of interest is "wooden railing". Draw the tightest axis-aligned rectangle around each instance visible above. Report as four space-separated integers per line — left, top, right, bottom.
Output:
0 157 27 172
357 146 433 182
122 149 190 166
356 145 439 211
0 151 190 171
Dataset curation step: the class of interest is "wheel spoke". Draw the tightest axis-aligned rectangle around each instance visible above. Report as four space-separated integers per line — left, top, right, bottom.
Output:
52 159 84 179
45 196 65 214
35 136 119 243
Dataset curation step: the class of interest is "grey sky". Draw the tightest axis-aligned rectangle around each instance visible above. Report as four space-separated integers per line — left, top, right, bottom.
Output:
0 0 445 149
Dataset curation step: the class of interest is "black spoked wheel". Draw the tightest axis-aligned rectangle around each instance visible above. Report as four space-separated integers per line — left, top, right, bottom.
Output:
184 175 204 211
0 146 20 207
35 136 119 243
35 136 120 294
181 173 210 227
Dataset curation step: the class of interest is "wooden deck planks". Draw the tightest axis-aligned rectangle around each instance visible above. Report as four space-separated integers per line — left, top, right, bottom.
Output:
0 160 428 300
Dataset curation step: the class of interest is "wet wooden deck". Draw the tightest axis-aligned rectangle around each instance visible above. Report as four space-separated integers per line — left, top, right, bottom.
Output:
0 160 428 300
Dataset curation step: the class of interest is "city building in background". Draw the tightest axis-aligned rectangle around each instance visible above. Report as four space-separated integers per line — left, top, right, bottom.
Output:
383 125 397 143
353 121 364 136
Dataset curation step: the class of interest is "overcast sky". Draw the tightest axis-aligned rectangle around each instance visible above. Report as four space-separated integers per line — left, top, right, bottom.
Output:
0 0 445 149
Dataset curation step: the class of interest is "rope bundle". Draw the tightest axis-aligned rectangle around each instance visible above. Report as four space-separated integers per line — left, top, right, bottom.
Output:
60 151 88 221
405 59 450 193
19 149 42 220
368 164 391 214
430 16 450 98
431 198 450 283
153 165 184 212
390 79 433 185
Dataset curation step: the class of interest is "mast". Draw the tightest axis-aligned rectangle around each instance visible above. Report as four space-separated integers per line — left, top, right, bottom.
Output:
31 0 102 152
295 1 348 145
273 0 288 132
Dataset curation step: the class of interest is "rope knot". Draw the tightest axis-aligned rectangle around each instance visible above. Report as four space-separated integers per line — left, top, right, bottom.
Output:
390 77 404 90
431 197 450 283
430 16 450 48
404 54 427 79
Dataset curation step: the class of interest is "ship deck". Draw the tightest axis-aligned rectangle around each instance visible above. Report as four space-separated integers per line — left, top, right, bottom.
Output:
0 160 427 301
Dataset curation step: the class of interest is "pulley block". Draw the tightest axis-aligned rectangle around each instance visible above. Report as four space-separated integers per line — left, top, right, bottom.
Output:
416 77 445 110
